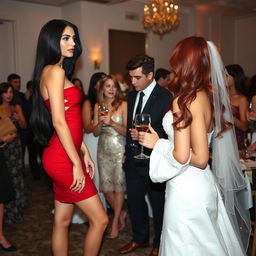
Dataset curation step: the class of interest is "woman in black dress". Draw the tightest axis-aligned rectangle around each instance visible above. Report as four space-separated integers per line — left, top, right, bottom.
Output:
0 134 16 251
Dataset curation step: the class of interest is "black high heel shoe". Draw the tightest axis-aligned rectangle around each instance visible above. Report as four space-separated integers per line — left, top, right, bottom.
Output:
0 244 17 252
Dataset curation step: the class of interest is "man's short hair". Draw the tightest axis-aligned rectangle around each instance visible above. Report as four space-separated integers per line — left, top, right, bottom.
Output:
126 54 154 75
155 68 170 81
7 73 20 82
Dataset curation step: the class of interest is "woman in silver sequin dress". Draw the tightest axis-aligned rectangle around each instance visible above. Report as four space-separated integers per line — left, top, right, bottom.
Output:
93 75 127 239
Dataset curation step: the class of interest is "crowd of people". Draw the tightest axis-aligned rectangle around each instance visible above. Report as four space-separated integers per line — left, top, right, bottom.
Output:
0 18 255 256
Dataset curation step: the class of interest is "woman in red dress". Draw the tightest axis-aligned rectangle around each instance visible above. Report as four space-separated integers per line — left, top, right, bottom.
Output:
30 19 108 256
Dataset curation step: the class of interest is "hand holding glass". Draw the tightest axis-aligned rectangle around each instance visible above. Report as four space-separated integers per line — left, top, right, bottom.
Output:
99 103 109 116
134 113 151 159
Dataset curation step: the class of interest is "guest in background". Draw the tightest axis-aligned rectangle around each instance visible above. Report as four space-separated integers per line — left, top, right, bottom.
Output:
118 55 172 256
155 68 170 89
93 75 127 239
7 74 24 106
82 72 107 210
248 75 256 143
73 72 107 225
113 73 129 100
0 82 27 224
7 73 29 169
0 134 16 252
226 64 249 150
72 77 86 103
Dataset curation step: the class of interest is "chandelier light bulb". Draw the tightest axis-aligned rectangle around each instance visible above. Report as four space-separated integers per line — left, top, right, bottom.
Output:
143 0 180 37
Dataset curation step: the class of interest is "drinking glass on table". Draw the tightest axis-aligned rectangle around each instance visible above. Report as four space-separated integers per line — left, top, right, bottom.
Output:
134 113 151 159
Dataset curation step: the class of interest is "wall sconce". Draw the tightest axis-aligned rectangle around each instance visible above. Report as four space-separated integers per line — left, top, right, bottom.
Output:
94 60 100 70
92 53 101 70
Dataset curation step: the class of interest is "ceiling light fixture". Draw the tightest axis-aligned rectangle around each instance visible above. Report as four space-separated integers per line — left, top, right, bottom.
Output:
143 0 180 37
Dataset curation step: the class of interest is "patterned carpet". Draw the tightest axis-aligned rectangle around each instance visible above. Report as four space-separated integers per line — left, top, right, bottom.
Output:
2 172 254 256
2 172 153 256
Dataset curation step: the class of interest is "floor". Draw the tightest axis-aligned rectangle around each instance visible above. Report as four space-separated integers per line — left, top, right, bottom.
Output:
2 170 254 256
2 172 153 256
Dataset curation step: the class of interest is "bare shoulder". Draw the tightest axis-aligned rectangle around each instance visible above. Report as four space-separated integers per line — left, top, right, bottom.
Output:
42 65 64 80
190 90 209 110
239 95 248 104
121 100 127 108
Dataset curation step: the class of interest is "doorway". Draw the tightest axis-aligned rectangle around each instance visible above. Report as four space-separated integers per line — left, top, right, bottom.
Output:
0 20 16 82
109 29 146 75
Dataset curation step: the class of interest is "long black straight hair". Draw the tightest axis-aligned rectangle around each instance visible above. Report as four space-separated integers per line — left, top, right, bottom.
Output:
30 19 82 146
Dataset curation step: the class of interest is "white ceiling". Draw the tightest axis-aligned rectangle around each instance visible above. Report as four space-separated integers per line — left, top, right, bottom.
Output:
7 0 256 15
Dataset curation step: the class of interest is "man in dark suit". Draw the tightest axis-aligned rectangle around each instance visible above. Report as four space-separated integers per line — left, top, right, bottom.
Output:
119 55 172 256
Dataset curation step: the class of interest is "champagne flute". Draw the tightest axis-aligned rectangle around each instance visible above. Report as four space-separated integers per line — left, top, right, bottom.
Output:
134 113 151 159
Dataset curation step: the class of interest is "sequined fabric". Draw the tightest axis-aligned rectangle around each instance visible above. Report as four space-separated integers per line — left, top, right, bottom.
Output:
97 114 126 192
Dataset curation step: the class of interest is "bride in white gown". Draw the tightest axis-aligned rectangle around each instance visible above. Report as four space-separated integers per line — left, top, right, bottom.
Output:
138 37 250 256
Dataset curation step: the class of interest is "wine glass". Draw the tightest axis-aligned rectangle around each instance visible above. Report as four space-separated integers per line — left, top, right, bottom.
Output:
134 113 151 159
130 119 137 150
98 103 109 116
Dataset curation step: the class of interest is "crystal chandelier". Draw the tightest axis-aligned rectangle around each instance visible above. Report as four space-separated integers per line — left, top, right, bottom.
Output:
143 0 180 37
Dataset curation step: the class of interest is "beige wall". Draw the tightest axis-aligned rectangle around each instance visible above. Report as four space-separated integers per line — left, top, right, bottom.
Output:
0 0 60 86
0 0 255 91
235 15 256 77
195 6 256 77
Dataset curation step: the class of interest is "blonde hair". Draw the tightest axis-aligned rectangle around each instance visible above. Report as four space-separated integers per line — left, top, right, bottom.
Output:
97 75 122 111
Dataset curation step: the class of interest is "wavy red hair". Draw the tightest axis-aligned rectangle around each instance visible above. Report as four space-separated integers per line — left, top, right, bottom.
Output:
169 36 213 129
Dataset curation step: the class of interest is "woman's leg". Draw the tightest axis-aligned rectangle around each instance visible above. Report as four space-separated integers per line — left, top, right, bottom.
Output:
104 191 125 238
0 203 12 247
76 194 108 256
104 191 114 208
52 201 74 256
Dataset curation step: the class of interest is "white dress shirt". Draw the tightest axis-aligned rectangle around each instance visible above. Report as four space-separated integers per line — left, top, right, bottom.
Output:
132 79 156 119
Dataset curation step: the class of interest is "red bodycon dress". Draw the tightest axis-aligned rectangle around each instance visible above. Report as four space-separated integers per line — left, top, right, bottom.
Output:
43 86 97 202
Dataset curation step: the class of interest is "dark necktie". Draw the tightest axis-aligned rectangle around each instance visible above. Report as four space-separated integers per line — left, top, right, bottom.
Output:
135 91 144 116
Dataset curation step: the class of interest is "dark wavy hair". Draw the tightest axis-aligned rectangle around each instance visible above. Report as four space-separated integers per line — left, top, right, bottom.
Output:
86 72 106 110
97 75 122 111
30 19 82 146
0 83 16 105
126 54 154 75
169 36 213 130
226 64 247 96
155 68 170 81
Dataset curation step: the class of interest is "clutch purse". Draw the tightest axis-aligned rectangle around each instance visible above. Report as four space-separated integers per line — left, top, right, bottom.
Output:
0 106 17 138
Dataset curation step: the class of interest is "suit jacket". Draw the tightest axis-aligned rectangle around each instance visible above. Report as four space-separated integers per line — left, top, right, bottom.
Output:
124 84 172 171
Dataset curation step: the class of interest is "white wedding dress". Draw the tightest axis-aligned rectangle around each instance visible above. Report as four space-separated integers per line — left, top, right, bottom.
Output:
150 111 246 256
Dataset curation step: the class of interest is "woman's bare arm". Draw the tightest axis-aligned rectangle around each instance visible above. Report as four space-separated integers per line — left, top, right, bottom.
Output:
82 100 94 133
189 93 210 169
233 96 248 131
92 103 102 136
15 105 27 128
172 98 191 164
